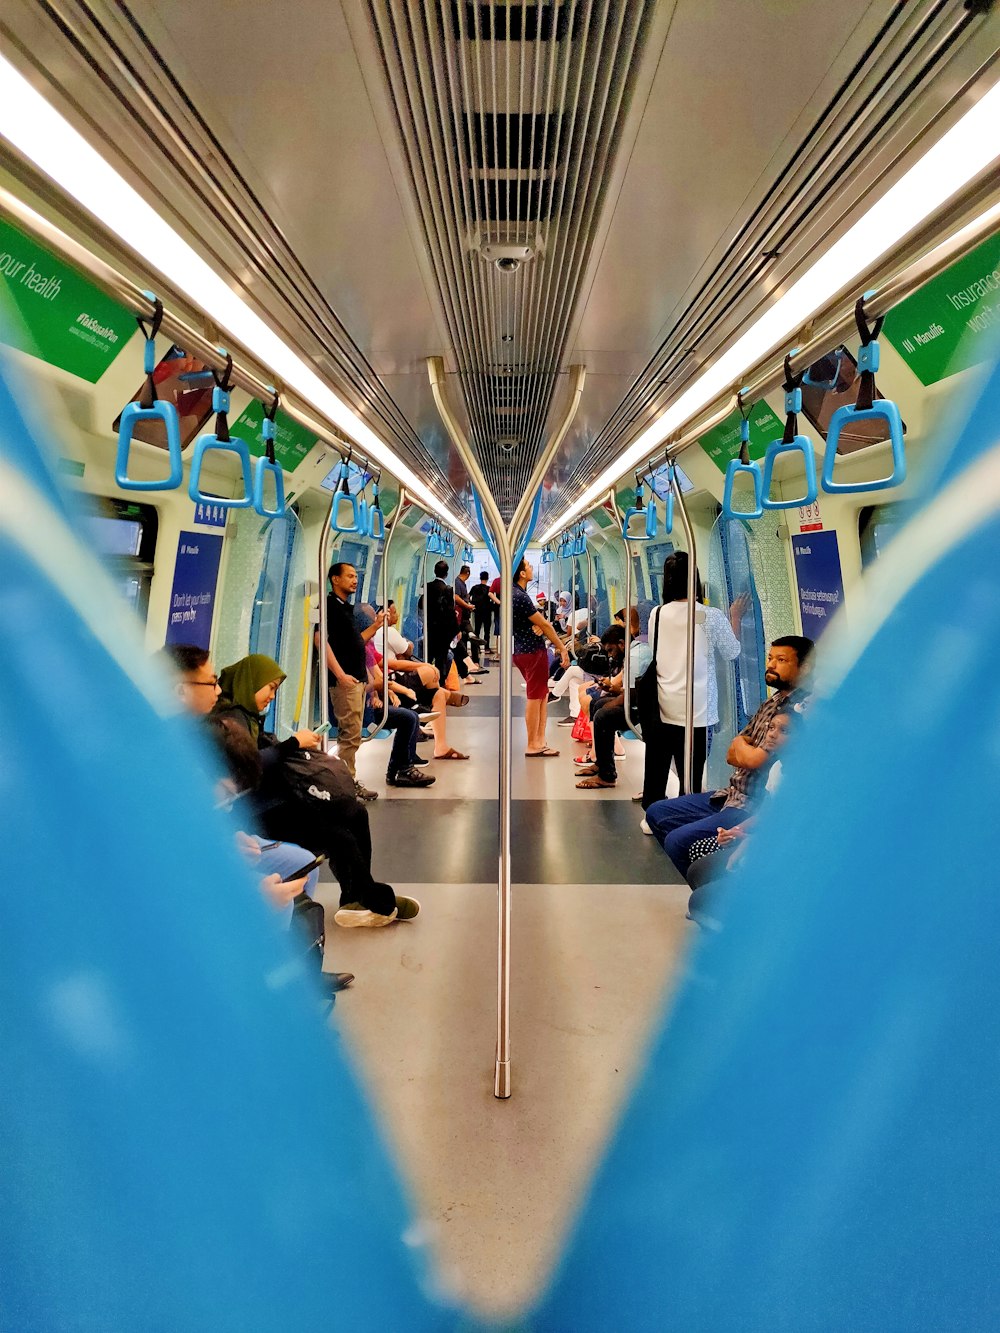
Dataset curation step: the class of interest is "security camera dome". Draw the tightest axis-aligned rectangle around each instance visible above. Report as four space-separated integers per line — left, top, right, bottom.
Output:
495 256 521 273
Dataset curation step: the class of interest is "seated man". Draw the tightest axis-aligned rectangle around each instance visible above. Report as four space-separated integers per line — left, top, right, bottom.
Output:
686 703 798 926
576 612 652 789
644 636 813 875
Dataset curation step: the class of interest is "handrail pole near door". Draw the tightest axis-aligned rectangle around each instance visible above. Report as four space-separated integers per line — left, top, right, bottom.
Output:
671 471 699 793
316 491 336 743
428 358 584 1099
363 487 407 745
610 489 632 719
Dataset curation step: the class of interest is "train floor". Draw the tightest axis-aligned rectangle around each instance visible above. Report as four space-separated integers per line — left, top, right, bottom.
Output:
313 667 691 1319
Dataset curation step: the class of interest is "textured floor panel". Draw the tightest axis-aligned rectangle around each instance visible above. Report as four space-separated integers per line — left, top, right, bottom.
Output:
317 879 694 1319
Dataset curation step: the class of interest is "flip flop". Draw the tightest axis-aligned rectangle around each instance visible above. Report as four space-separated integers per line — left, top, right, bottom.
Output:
434 748 469 760
576 775 616 789
525 747 560 757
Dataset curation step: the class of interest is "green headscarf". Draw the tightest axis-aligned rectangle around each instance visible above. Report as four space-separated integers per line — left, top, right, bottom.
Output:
217 654 285 739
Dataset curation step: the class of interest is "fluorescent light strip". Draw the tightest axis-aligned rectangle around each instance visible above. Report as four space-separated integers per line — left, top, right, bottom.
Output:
541 78 1000 543
0 57 473 541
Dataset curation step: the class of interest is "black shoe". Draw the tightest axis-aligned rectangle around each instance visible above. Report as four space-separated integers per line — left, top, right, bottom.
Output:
547 692 559 703
419 727 435 741
411 756 431 768
321 971 355 993
387 766 436 787
354 780 378 801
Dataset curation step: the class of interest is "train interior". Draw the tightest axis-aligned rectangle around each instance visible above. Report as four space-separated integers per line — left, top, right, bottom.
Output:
3 1 1000 1328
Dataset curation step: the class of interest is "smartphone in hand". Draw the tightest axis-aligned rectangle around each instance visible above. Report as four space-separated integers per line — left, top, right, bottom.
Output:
279 852 327 883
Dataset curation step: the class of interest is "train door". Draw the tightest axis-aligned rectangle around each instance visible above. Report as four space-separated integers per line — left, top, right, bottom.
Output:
80 496 158 624
249 510 299 732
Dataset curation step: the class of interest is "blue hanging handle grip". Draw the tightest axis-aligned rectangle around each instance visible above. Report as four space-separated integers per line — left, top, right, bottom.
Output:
558 532 574 558
332 455 363 533
116 294 184 492
659 465 676 535
823 299 906 494
803 347 843 391
188 355 253 508
573 523 587 556
368 481 385 540
761 372 817 509
623 481 654 541
722 391 765 520
540 545 555 564
252 391 286 519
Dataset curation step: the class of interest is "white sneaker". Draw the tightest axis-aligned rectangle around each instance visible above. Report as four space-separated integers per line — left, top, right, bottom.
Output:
640 818 653 835
334 906 398 928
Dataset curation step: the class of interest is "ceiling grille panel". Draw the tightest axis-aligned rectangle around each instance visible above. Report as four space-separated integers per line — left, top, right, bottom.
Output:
365 0 654 520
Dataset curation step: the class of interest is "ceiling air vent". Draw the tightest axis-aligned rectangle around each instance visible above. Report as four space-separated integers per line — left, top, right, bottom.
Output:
446 2 582 42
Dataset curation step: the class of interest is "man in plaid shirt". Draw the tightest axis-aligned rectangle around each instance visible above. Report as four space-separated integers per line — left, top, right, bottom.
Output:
644 636 813 875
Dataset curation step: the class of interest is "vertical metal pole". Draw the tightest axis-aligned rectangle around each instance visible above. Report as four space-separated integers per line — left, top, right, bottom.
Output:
361 487 407 744
317 492 336 739
671 468 699 794
427 358 584 1100
611 490 632 714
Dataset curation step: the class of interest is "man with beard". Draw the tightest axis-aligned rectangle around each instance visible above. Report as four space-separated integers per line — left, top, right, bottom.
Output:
644 636 813 875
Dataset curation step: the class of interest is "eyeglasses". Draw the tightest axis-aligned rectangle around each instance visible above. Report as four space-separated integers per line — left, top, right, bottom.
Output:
188 678 220 689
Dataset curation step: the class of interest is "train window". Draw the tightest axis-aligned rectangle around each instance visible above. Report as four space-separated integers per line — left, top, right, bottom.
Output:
859 503 905 569
111 344 215 451
80 496 158 621
800 347 906 454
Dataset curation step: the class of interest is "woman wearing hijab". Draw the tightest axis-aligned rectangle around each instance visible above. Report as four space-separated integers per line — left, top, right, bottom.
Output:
214 654 417 928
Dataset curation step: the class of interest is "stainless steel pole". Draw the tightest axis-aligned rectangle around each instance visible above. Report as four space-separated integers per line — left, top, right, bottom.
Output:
610 490 632 720
361 486 406 745
316 493 336 744
671 470 699 794
427 358 584 1099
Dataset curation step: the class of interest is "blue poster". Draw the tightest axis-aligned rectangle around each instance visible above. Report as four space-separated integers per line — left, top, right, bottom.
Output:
792 528 844 641
165 531 224 649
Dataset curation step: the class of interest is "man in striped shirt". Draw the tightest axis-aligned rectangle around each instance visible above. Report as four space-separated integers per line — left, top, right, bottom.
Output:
644 636 813 875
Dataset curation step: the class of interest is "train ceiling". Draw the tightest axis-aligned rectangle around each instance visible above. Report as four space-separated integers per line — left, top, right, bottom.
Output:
2 1 998 532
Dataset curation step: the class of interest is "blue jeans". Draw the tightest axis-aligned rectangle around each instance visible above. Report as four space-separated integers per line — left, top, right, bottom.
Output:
645 793 745 876
247 835 321 923
384 705 419 774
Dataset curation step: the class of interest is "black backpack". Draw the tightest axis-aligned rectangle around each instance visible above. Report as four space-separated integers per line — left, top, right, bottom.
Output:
291 893 326 972
634 606 662 733
278 748 357 812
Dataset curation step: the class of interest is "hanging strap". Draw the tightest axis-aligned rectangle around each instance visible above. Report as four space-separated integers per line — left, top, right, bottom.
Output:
136 297 164 409
782 355 804 445
211 353 235 442
736 390 752 465
854 297 885 413
262 389 279 465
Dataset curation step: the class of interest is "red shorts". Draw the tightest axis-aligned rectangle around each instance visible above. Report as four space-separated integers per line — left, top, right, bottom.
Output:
513 650 549 700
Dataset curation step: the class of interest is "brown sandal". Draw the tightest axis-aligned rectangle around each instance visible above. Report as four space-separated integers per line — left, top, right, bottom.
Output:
576 775 616 788
434 747 469 760
525 747 560 757
446 692 469 707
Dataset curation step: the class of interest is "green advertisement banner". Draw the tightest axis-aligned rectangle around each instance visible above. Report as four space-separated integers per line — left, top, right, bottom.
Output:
882 230 1000 386
699 400 785 473
0 217 135 382
229 401 318 472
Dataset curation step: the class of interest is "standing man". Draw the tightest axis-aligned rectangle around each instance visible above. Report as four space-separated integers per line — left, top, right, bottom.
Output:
426 558 463 688
470 571 497 656
513 557 570 757
454 563 485 672
316 561 384 802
